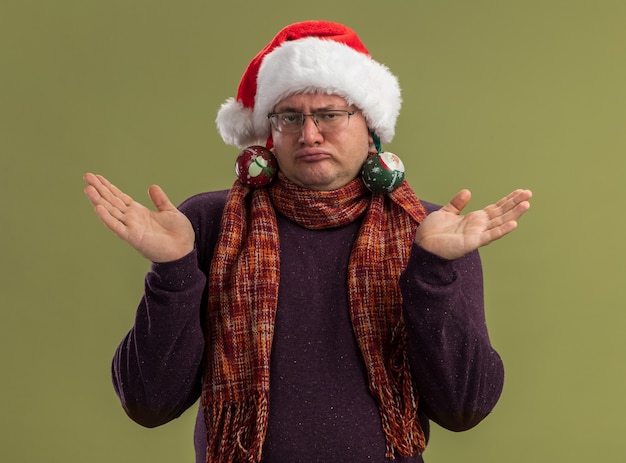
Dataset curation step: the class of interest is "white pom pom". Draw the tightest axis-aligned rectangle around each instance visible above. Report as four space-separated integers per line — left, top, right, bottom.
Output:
216 98 262 148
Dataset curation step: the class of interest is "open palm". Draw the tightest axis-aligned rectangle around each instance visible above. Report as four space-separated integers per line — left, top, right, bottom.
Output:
415 189 532 260
84 173 195 263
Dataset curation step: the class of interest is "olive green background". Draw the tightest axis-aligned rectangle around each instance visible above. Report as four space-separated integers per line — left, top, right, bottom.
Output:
2 1 625 462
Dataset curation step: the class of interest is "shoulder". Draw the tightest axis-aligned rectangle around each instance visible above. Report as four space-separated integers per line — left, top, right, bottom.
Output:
178 190 229 221
419 199 442 215
177 190 230 243
176 190 230 271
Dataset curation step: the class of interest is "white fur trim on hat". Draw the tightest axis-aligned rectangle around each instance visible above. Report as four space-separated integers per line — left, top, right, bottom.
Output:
254 38 401 145
216 98 257 147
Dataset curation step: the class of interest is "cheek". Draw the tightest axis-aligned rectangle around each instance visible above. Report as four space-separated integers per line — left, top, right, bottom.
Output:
270 146 293 173
270 132 293 156
355 132 373 160
353 152 370 172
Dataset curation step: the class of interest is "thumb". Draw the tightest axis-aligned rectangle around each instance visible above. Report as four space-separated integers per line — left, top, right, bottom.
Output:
441 189 472 215
148 185 176 212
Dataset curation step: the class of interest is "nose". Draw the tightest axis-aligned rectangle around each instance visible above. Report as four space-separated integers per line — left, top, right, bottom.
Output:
299 115 324 145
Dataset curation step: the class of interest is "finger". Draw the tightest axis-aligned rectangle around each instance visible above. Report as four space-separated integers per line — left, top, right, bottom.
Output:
507 196 531 220
91 203 130 241
87 175 138 222
84 173 106 205
148 185 176 212
84 172 112 200
84 184 105 207
488 190 532 224
440 189 472 215
484 197 531 244
493 189 533 212
83 172 99 187
481 219 519 247
84 173 131 210
94 174 134 208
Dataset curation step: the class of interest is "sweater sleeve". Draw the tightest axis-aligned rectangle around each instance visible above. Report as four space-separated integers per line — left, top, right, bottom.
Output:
401 244 504 432
111 251 207 427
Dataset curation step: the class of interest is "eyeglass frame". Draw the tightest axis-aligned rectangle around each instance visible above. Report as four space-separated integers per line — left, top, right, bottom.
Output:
266 109 359 134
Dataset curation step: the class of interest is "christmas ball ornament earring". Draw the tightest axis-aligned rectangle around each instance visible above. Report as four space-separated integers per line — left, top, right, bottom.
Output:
361 133 405 194
235 145 278 187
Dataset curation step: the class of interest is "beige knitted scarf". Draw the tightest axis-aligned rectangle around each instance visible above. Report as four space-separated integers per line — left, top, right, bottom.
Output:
202 173 427 462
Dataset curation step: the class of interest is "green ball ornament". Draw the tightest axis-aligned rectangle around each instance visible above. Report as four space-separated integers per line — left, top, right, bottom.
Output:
361 151 405 194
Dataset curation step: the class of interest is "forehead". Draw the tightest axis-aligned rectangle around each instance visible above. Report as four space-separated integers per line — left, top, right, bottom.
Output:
274 93 350 111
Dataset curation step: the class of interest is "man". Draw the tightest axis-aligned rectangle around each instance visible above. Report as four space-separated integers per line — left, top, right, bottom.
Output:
84 20 531 463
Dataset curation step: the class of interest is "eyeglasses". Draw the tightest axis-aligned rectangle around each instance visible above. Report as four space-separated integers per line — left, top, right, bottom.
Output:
267 109 359 134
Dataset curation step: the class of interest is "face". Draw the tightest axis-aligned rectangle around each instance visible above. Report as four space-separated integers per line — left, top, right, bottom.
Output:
270 93 373 191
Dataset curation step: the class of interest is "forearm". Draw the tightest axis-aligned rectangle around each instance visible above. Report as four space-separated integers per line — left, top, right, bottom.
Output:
112 251 207 427
402 245 504 431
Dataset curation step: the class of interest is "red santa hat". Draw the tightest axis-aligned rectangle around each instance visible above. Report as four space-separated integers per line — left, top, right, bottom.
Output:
216 20 402 148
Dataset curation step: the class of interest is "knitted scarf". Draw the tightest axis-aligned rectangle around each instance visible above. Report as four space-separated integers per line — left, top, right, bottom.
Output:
202 173 428 463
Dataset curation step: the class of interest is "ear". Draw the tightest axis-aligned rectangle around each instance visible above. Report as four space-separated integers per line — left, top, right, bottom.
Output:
368 131 376 152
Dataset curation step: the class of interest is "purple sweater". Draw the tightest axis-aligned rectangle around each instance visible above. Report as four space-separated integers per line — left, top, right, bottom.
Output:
112 189 504 463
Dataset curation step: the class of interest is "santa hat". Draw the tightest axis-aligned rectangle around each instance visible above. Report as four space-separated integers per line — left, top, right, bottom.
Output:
216 20 402 148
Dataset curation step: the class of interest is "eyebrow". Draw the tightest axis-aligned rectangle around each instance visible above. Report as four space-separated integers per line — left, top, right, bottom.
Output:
272 104 351 113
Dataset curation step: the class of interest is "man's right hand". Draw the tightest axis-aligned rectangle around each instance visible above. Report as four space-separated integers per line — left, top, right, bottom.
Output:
83 173 195 263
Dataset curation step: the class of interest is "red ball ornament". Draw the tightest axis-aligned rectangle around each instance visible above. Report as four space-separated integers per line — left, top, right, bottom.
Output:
235 146 278 187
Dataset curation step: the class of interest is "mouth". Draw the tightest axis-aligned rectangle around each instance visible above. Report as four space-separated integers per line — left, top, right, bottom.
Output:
295 149 332 162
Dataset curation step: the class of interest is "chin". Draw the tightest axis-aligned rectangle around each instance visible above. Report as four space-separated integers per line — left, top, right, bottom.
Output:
289 167 355 191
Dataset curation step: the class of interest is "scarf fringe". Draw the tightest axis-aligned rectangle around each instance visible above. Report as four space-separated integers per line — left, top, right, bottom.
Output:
372 382 425 458
370 325 426 458
204 393 269 463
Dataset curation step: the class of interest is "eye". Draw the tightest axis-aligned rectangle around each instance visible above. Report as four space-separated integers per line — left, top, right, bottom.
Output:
317 111 340 121
281 113 301 124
